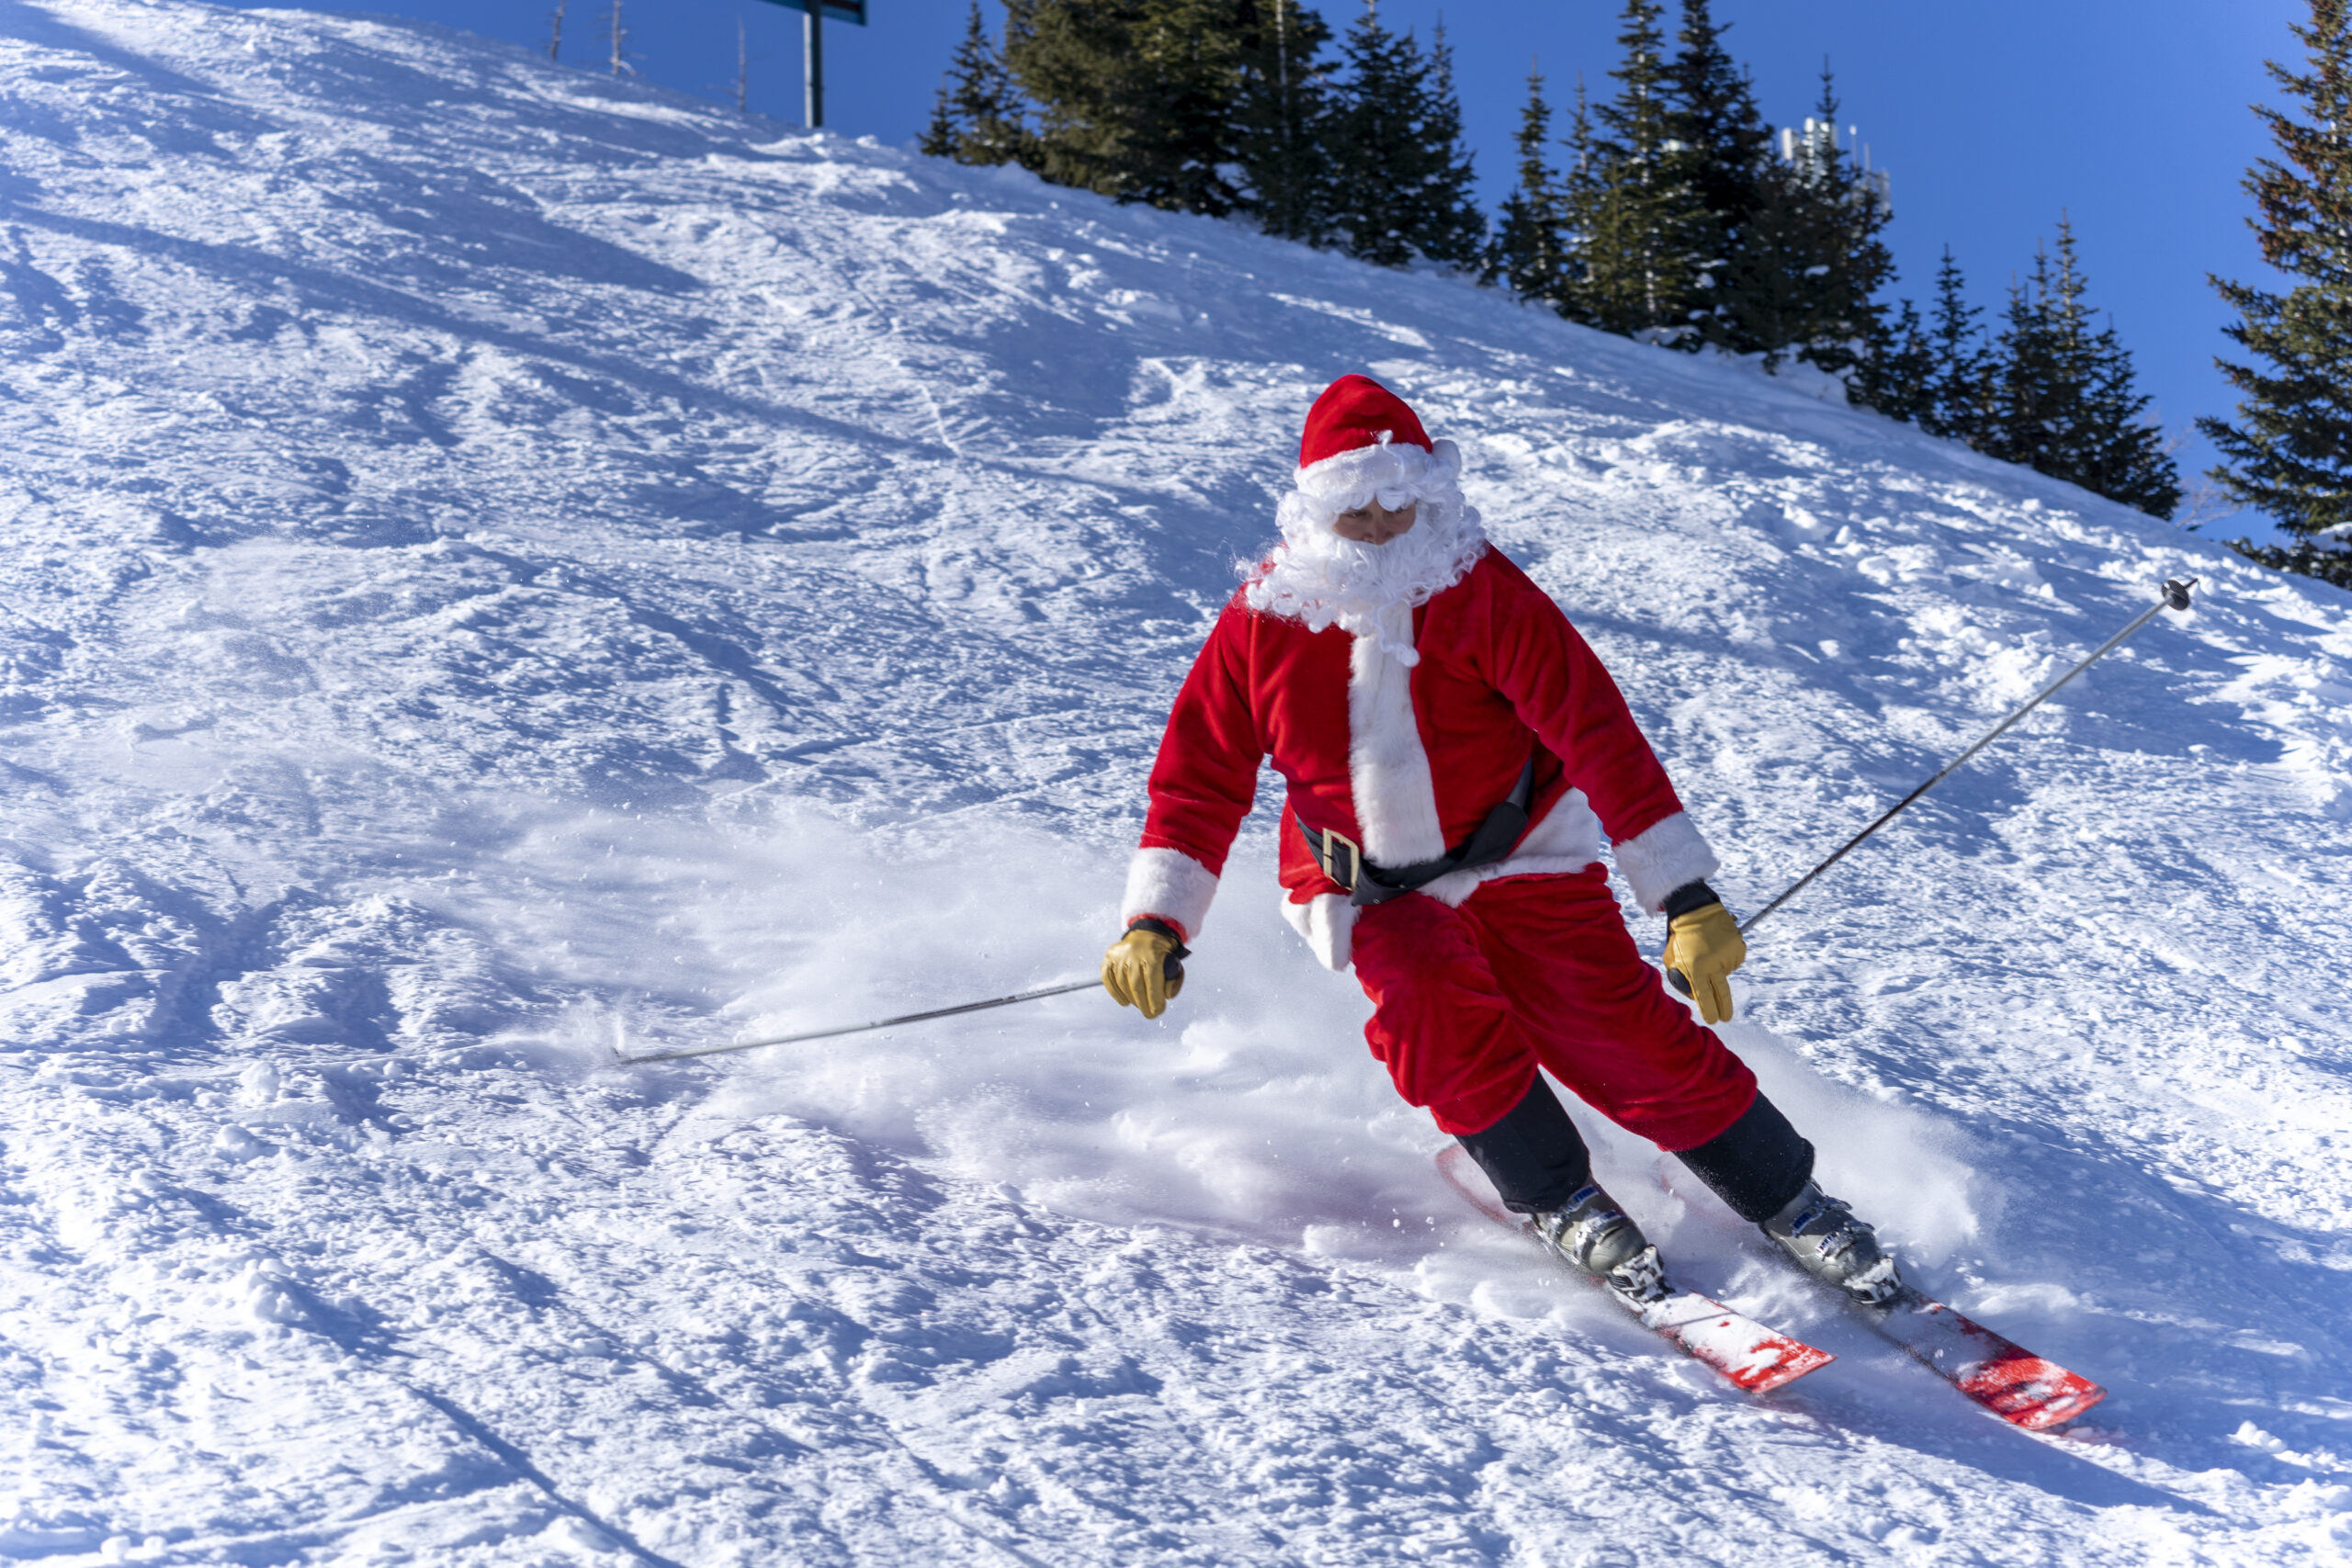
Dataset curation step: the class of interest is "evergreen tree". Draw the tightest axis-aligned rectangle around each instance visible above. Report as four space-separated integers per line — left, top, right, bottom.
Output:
1666 0 1770 230
1982 220 2181 517
1715 65 1893 370
1486 63 1572 302
1232 0 1335 243
1802 71 1897 369
999 1 1124 193
1984 260 2062 472
2199 0 2352 587
1853 247 1990 433
1665 0 1770 339
1709 162 1825 360
920 85 954 157
922 3 1033 167
1323 4 1484 269
1921 245 1994 442
1576 0 1713 338
1001 0 1242 215
2078 311 2181 516
1554 73 1603 326
1858 235 2177 518
1417 23 1487 265
1319 6 1421 266
1126 0 1248 213
1849 299 1933 423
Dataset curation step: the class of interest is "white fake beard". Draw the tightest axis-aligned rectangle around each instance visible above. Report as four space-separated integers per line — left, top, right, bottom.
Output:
1244 496 1486 665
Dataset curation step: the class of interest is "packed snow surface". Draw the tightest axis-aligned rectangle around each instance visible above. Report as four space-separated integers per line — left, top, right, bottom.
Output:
2 2 2349 1562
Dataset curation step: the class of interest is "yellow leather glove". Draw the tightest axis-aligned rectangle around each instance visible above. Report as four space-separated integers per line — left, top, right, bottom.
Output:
1663 902 1747 1025
1102 926 1186 1019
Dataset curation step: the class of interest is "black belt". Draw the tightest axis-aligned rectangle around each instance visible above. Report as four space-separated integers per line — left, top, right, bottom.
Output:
1300 760 1535 908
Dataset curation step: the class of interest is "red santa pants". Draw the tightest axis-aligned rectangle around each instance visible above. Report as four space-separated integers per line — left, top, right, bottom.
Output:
1348 866 1758 1148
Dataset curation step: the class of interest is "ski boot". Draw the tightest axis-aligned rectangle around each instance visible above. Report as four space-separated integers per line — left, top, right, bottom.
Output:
1532 1183 1669 1304
1762 1182 1905 1308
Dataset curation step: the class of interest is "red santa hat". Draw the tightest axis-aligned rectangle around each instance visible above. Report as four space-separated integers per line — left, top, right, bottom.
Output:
1297 375 1431 475
1289 375 1457 509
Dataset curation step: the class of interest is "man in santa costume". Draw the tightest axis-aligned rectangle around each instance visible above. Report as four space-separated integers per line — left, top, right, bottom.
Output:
1101 374 1902 1309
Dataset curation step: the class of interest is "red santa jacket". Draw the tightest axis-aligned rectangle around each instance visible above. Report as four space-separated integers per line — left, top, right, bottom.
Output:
1121 547 1720 970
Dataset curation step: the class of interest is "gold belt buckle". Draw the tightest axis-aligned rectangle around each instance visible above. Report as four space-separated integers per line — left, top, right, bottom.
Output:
1316 827 1362 892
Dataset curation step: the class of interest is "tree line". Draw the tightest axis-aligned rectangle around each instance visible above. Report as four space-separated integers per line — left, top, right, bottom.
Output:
924 1 2203 529
924 0 1484 267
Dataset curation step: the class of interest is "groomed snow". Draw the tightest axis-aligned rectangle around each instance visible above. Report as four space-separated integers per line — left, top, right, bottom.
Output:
1 2 2349 1562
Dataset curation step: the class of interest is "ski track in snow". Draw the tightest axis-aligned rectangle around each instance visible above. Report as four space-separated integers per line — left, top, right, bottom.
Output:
0 1 2349 1562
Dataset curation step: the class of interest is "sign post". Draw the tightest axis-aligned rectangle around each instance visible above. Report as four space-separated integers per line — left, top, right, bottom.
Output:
754 1 868 130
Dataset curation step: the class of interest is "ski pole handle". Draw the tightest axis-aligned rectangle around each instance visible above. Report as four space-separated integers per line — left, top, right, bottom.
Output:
1666 966 1693 998
1129 917 1190 989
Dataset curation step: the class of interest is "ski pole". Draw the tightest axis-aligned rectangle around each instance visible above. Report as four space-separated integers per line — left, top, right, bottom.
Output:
613 980 1097 1063
611 950 1186 1063
1720 576 2199 950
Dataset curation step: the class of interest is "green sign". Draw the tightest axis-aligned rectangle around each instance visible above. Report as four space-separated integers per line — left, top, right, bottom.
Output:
755 0 867 22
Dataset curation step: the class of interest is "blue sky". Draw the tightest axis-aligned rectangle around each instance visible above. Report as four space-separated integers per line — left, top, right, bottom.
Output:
234 0 2304 536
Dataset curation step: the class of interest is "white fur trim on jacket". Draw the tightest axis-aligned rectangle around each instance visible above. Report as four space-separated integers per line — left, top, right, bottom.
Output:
1284 598 1716 964
1418 787 1607 907
1610 810 1721 913
1344 602 1619 913
1121 846 1218 941
1347 605 1448 868
1281 892 1355 972
1289 606 1628 962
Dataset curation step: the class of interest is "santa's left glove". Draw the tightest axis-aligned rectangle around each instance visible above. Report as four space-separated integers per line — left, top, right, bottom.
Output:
1662 894 1746 1025
1102 919 1189 1020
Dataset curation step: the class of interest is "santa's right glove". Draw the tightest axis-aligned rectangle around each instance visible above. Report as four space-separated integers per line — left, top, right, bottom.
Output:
1663 897 1747 1026
1101 919 1188 1019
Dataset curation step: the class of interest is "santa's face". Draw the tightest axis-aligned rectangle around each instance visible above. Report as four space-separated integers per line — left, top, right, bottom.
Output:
1244 434 1486 665
1331 499 1419 546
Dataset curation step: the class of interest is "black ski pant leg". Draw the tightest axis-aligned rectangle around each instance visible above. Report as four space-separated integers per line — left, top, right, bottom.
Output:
1453 1074 1593 1214
1674 1093 1815 1224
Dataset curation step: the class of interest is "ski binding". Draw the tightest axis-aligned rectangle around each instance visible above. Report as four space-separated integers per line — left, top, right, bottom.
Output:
1437 1145 1832 1394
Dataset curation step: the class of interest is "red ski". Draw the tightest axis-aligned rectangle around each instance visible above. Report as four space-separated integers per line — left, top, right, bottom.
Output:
1866 1292 2107 1431
1436 1146 1832 1394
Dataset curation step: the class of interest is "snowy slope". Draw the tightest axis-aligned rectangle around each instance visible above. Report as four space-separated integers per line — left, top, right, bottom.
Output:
1 1 2350 1562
